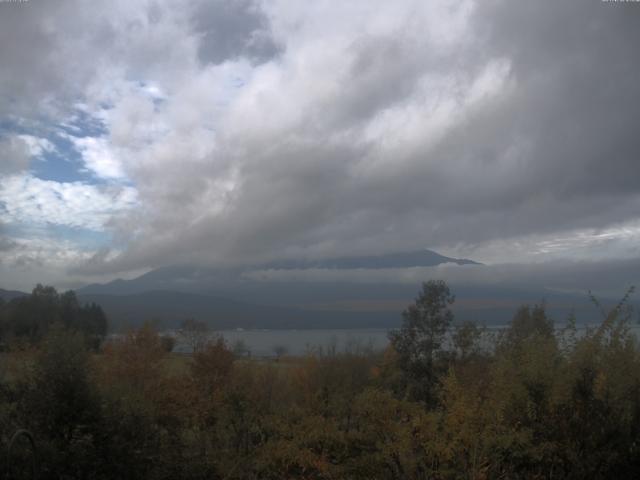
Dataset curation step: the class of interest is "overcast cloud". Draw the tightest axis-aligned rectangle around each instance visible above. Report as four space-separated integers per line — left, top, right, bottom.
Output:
0 0 639 291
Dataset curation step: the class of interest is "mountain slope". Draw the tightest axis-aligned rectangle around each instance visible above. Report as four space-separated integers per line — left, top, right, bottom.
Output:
78 249 480 296
263 250 480 270
0 288 28 301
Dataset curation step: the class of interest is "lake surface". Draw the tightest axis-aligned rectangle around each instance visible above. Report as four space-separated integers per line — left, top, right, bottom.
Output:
169 324 640 357
172 325 640 357
172 328 389 356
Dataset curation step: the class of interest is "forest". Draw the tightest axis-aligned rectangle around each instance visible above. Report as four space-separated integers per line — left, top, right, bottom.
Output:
0 281 639 479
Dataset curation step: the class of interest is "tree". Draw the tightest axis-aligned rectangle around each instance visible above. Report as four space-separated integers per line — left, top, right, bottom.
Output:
160 335 176 352
452 320 484 362
232 339 249 357
1 286 108 346
12 284 60 341
81 302 108 348
500 303 554 353
179 318 210 353
100 323 167 391
191 336 235 394
388 280 454 404
272 344 288 360
21 325 102 476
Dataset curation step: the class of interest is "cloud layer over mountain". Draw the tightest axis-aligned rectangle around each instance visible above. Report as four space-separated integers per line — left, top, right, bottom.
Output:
1 0 639 290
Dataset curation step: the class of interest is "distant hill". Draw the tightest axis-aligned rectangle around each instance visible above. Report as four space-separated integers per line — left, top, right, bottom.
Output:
0 288 28 301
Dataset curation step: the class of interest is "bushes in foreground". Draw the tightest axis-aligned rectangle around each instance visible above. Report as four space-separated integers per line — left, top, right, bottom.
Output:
0 283 639 479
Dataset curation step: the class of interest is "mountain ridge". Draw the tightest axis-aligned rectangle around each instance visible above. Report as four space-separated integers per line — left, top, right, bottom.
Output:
78 249 480 295
0 288 28 301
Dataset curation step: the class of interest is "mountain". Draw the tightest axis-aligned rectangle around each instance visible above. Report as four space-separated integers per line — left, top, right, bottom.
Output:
263 249 481 270
74 249 626 330
0 288 28 301
4 243 622 331
71 250 490 330
78 249 480 296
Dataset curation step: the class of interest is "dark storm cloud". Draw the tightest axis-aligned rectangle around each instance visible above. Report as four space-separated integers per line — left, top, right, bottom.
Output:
314 0 640 249
191 0 282 65
473 0 640 199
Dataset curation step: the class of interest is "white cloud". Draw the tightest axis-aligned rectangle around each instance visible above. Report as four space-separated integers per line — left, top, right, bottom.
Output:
437 216 640 265
0 235 147 291
0 174 138 231
70 136 127 180
17 134 56 158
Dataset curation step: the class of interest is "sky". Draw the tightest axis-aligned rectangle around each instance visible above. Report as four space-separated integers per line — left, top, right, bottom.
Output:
1 0 640 293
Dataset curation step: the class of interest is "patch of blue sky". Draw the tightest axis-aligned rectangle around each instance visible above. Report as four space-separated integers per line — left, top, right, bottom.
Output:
29 134 88 183
1 107 134 187
0 118 44 139
58 108 108 138
48 224 113 250
0 118 17 134
0 111 92 183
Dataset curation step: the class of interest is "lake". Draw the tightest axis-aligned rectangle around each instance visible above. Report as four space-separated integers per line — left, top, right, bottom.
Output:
170 323 640 357
167 325 640 357
172 328 390 356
